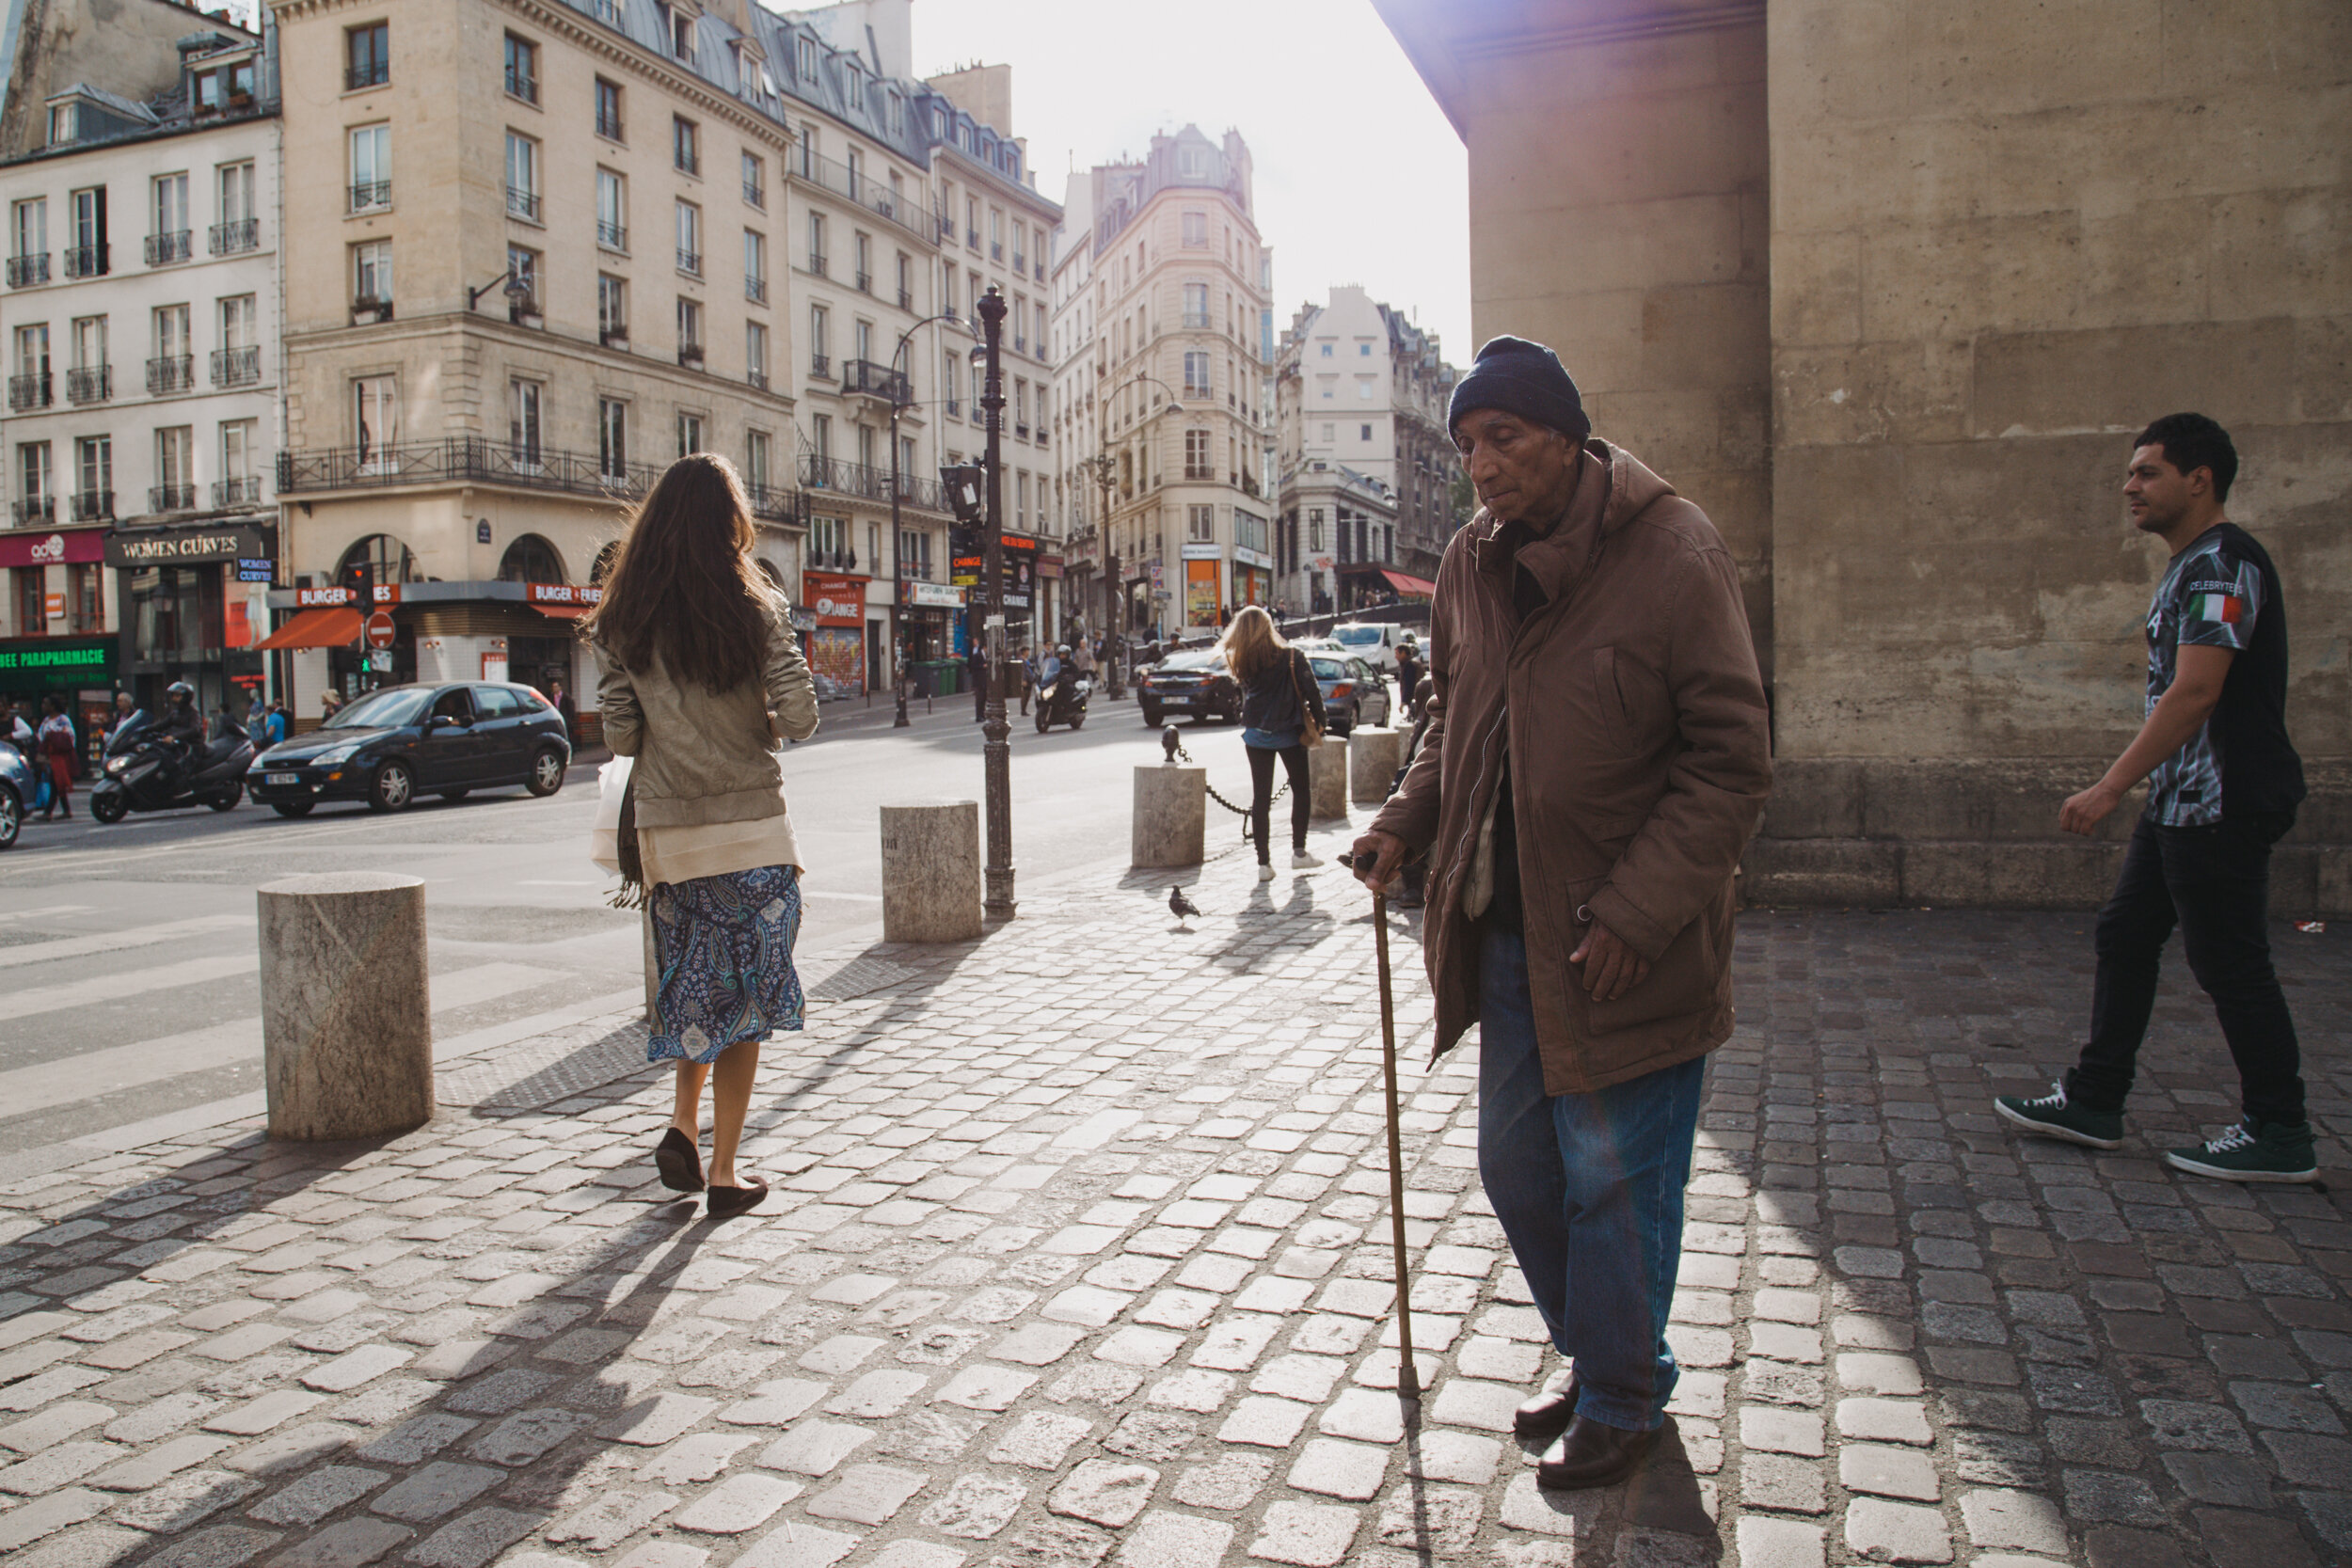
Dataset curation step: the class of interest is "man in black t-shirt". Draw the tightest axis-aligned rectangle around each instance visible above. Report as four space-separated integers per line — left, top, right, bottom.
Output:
1996 414 2314 1182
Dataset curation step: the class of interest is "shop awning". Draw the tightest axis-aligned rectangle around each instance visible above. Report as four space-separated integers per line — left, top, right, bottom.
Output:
532 603 595 620
254 607 362 650
1379 570 1438 597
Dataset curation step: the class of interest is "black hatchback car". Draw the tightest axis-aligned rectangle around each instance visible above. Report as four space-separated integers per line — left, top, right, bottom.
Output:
248 682 572 816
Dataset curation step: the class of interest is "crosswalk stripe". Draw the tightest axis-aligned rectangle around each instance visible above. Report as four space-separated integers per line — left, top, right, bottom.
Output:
0 912 253 970
9 953 260 1019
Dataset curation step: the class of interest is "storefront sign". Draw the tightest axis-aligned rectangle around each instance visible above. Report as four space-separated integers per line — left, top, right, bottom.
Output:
803 571 866 626
103 524 271 569
1038 555 1064 580
1233 547 1272 570
899 580 965 610
526 582 603 608
298 586 352 608
1180 543 1221 562
0 529 104 568
43 593 64 623
235 557 275 583
1184 559 1220 626
0 636 115 690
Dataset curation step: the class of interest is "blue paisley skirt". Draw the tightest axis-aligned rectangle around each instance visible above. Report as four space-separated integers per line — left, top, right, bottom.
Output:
646 864 805 1065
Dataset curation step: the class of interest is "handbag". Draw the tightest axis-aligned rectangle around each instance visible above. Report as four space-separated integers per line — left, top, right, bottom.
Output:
1286 649 1324 748
590 755 646 906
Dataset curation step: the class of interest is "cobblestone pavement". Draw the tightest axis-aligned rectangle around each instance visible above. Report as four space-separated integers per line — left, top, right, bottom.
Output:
0 852 2345 1568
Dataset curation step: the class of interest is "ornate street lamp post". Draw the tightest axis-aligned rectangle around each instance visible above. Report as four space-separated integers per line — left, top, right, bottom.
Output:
977 287 1014 919
888 310 967 728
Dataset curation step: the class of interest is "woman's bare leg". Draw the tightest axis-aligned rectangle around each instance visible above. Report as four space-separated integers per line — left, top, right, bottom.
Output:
707 1039 761 1188
671 1061 707 1141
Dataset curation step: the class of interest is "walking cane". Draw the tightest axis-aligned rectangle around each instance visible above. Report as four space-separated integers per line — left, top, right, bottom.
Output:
1372 886 1421 1402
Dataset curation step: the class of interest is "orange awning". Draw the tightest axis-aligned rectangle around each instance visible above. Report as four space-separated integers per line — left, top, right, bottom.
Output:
533 603 595 620
255 607 363 650
1379 570 1438 597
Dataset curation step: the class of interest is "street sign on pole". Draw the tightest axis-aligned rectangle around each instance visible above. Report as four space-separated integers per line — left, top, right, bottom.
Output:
365 610 397 650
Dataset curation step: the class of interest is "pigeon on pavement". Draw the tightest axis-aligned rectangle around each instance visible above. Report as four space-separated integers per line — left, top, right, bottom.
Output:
1168 886 1201 926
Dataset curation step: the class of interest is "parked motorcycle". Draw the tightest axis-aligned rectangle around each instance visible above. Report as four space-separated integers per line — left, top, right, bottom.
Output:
89 732 254 823
1033 666 1092 733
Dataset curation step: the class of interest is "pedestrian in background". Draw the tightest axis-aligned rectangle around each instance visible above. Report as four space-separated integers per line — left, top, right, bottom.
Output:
590 452 819 1220
321 688 343 723
1395 639 1426 711
1997 413 2314 1182
1352 334 1772 1490
1218 604 1326 884
265 702 289 748
105 691 141 749
549 676 577 744
36 697 74 819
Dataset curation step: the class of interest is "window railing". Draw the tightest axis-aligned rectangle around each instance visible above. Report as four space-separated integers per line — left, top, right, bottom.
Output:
991 241 1002 261
350 181 391 213
798 452 949 514
676 247 700 275
274 436 794 516
345 62 389 90
788 149 929 241
854 271 871 293
148 355 195 394
66 365 110 404
747 368 769 391
145 230 192 265
944 395 961 418
507 187 540 221
1183 311 1211 329
7 253 48 286
210 219 259 255
745 276 766 305
677 342 704 368
742 483 798 523
808 353 831 378
599 325 629 349
898 287 914 310
13 498 53 525
807 251 827 277
1012 254 1025 274
597 220 627 250
212 345 262 388
596 108 623 140
71 490 112 521
743 181 763 208
8 372 50 410
839 358 911 404
63 244 106 278
150 483 197 513
505 69 537 103
214 475 262 508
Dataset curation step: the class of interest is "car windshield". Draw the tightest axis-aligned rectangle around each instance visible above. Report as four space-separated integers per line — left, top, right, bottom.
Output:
1157 652 1226 673
323 688 433 730
1309 658 1348 680
1332 626 1381 646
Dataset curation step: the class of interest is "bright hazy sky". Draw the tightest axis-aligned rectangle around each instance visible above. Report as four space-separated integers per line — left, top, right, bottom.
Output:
914 0 1473 363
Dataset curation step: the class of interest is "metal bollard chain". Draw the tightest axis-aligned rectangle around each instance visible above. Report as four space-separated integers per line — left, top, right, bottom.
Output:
1167 736 1289 836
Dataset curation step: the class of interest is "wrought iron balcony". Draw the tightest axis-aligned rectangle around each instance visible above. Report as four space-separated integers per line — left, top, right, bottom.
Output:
1183 311 1211 329
745 276 767 305
71 490 111 521
676 247 700 275
148 355 195 394
743 181 763 208
808 354 831 379
12 498 54 525
597 220 627 250
505 68 537 103
350 180 391 213
345 62 389 90
798 452 948 514
507 187 540 222
145 230 192 265
807 251 827 277
150 483 197 513
210 219 259 255
743 483 799 524
212 345 262 388
214 475 262 508
66 365 110 404
839 358 911 405
747 368 769 391
279 436 664 500
599 325 629 350
898 287 914 310
677 342 704 369
855 271 871 293
596 108 623 140
8 372 51 411
63 244 106 278
8 253 48 286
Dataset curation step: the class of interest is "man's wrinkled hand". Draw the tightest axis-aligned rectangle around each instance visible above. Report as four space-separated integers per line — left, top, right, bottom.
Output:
1349 830 1407 893
2058 782 2122 838
1569 920 1651 1001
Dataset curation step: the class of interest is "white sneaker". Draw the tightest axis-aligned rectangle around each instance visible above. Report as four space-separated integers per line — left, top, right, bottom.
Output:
1257 863 1276 882
1292 852 1322 870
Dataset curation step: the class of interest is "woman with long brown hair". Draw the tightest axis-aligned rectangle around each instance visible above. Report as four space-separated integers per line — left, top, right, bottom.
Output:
586 453 818 1219
1217 604 1327 883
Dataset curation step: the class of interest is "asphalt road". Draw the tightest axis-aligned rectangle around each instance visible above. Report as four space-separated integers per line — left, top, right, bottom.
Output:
0 688 1269 1165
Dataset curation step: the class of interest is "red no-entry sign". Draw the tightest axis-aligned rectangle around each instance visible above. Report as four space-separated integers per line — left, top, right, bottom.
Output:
365 610 397 650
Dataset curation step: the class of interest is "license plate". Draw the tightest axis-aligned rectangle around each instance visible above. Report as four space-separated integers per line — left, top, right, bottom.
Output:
264 772 300 786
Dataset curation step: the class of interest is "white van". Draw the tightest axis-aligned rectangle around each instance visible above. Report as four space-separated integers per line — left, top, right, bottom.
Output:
1329 622 1418 660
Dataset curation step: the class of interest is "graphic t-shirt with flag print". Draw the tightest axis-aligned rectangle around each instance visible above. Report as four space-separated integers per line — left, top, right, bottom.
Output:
2141 526 2273 825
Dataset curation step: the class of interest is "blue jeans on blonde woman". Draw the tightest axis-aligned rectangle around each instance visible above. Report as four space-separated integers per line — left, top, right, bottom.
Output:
1477 925 1705 1433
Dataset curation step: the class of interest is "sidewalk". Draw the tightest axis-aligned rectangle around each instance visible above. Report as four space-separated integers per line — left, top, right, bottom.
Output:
0 850 2344 1568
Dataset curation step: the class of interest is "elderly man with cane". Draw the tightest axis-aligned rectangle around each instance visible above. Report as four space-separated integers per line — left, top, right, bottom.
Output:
1352 336 1772 1490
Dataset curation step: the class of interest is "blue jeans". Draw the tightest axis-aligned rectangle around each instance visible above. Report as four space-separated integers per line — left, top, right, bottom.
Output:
1477 926 1705 1432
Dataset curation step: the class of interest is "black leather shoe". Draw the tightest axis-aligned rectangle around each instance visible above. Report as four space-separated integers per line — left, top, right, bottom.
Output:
706 1175 768 1220
1537 1414 1658 1491
1513 1374 1581 1444
654 1128 705 1193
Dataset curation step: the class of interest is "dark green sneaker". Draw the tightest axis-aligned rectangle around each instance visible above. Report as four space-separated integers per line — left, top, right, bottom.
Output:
1994 1083 2123 1149
2164 1119 2319 1184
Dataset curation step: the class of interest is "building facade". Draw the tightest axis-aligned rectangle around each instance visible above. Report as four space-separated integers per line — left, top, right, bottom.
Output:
1272 283 1459 611
1048 126 1270 639
1375 0 2350 913
0 8 280 741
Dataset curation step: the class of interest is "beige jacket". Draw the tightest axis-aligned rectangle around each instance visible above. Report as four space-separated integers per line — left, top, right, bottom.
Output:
1370 440 1772 1095
595 604 820 827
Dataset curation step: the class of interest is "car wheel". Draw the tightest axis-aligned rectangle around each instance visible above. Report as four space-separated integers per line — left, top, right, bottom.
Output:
1140 705 1163 728
526 749 565 797
271 800 314 817
206 782 241 811
439 789 469 802
369 760 414 813
90 790 127 824
0 784 19 849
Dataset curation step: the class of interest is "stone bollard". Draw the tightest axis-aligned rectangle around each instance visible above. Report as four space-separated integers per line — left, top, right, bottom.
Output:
881 800 983 942
256 871 434 1141
1133 765 1207 868
1309 736 1351 821
1350 727 1403 805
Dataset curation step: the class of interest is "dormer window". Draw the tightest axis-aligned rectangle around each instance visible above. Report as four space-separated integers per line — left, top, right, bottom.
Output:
846 67 863 113
49 103 76 145
795 36 815 79
672 10 692 59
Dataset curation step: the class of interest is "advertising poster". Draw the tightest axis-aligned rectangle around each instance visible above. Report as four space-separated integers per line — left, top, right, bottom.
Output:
1184 560 1219 627
808 626 865 699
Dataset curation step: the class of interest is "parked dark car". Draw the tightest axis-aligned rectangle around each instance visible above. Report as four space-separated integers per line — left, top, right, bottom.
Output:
247 682 571 816
1136 650 1241 727
1309 654 1392 736
0 737 32 848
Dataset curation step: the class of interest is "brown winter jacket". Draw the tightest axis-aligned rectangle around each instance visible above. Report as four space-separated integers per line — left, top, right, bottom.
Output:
1370 439 1772 1095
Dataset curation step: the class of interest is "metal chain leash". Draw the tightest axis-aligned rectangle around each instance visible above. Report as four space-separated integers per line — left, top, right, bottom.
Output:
1163 736 1289 839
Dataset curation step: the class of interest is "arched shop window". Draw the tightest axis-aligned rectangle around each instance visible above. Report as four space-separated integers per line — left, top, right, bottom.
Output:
591 541 621 583
338 533 421 585
499 534 565 584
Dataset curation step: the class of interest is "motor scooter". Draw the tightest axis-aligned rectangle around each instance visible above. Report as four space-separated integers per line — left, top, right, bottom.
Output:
1033 667 1092 733
89 732 255 823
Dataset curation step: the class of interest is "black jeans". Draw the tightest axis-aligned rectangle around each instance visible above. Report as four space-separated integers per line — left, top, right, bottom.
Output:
2066 810 2304 1126
1247 743 1311 863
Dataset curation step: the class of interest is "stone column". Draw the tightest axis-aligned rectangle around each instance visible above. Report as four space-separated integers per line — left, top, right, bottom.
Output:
1349 727 1403 805
256 871 433 1141
881 800 984 942
1133 766 1206 868
1309 736 1351 822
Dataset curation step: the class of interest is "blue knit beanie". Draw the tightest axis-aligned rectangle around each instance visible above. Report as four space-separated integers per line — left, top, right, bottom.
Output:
1447 336 1589 445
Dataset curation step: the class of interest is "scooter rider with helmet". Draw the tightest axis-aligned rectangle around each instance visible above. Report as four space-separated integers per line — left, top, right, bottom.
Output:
151 682 205 788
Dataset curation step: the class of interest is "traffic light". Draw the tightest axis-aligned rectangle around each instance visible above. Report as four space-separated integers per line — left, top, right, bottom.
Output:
339 557 374 610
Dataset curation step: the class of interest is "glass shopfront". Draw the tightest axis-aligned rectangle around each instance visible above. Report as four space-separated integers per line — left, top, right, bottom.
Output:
106 523 274 717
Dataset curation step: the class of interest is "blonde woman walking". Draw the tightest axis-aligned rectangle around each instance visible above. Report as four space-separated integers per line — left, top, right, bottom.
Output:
1218 605 1327 882
588 454 819 1219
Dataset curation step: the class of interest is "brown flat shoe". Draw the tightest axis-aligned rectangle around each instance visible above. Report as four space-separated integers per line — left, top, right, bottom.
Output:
706 1175 768 1220
654 1128 705 1193
1537 1414 1658 1491
1514 1372 1581 1445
